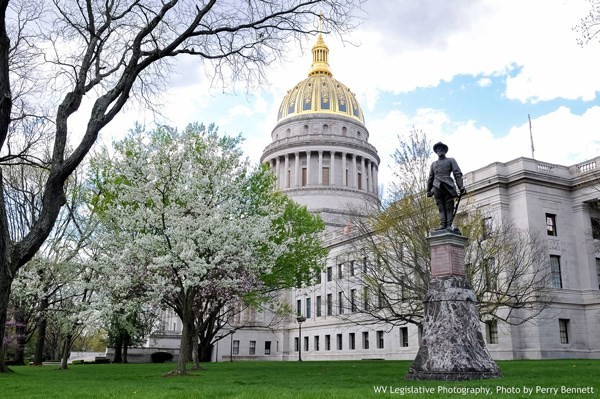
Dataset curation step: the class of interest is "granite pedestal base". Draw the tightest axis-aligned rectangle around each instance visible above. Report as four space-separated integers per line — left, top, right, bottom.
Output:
406 232 500 381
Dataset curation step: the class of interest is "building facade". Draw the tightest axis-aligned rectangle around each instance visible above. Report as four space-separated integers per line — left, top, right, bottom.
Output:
148 34 600 362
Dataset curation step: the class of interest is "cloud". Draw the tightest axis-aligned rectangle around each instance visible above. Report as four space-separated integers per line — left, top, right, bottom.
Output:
477 77 492 88
368 105 600 196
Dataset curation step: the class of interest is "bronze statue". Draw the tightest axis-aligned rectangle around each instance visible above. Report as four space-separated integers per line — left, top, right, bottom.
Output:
427 142 466 231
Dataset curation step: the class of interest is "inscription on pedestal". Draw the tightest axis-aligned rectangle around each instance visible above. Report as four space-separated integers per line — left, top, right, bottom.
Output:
428 233 467 277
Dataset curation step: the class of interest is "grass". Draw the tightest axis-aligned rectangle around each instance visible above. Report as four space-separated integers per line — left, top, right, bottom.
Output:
0 359 599 399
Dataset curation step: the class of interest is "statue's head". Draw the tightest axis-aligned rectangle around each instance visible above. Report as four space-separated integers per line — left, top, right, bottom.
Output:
433 142 448 155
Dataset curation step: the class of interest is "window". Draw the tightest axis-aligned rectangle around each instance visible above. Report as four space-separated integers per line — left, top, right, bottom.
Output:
306 298 312 319
377 288 384 309
357 172 362 189
400 327 409 347
362 332 369 349
486 321 498 344
345 169 349 186
559 319 569 344
418 326 423 346
363 286 369 311
350 289 357 312
482 217 493 238
302 167 307 186
325 335 331 351
287 170 291 188
596 259 600 290
349 333 356 350
314 336 320 351
327 294 333 316
336 334 343 350
294 337 299 352
362 257 368 274
546 213 557 236
483 257 497 291
322 167 330 186
376 331 384 349
315 271 321 284
232 340 240 355
296 299 302 316
249 341 256 355
316 296 322 317
265 341 271 355
338 291 344 314
304 336 309 351
592 217 600 240
327 266 333 282
337 263 344 279
550 255 563 289
349 260 355 276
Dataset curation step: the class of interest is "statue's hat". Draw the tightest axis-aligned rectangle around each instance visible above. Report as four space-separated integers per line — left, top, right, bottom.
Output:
433 142 448 152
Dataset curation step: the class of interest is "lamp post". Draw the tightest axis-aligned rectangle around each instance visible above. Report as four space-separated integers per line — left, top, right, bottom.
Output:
297 315 306 362
229 330 235 363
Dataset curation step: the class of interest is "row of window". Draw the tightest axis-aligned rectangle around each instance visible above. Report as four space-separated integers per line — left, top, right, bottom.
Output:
547 213 600 241
294 330 392 352
232 340 273 355
485 319 570 345
231 319 569 357
297 287 385 318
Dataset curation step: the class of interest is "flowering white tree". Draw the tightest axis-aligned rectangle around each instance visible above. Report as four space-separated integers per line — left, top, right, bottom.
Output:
93 123 323 374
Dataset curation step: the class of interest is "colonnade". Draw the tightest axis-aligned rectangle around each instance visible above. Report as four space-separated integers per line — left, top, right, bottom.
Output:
267 150 378 193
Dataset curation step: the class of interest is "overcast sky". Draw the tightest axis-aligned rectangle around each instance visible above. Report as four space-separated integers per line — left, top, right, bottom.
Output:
89 0 600 195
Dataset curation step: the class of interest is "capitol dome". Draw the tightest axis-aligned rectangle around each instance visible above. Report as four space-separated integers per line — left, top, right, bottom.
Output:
261 32 379 231
276 34 364 124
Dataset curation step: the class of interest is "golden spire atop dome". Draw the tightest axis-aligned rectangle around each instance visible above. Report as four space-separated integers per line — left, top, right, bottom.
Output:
308 33 332 77
308 14 332 77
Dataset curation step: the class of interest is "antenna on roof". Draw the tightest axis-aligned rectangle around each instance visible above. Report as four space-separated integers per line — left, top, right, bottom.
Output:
528 114 535 159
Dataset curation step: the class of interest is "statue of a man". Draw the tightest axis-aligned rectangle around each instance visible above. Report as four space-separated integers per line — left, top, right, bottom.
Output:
427 142 466 231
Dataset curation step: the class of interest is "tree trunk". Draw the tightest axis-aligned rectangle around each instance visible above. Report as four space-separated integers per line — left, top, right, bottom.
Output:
0 265 13 372
112 335 123 363
33 299 48 365
176 298 194 374
191 336 200 370
122 333 129 364
60 334 72 369
13 305 26 365
199 341 213 363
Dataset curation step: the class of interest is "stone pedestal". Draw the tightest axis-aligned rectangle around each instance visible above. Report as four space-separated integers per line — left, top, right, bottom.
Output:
405 231 501 381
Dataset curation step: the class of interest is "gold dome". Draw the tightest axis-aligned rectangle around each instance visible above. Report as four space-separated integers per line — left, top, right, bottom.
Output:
276 34 364 124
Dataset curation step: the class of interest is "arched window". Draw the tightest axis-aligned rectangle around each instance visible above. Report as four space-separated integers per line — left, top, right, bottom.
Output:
342 127 347 136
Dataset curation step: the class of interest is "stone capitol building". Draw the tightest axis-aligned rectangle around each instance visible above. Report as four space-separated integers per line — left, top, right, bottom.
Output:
148 33 600 362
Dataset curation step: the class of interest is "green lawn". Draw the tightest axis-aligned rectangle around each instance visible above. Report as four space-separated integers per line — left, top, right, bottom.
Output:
0 360 598 399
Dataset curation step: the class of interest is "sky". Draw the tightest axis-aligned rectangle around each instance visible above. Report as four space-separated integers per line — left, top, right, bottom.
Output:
90 0 600 196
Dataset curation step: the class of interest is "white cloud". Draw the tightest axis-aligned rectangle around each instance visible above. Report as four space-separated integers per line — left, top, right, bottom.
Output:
477 77 492 88
368 105 600 195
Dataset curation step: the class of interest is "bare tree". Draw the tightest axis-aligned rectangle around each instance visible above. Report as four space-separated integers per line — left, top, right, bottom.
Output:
339 129 554 330
0 0 361 371
574 0 600 46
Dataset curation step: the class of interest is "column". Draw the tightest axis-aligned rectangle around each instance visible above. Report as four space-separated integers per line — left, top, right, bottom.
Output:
342 152 347 187
367 159 373 192
361 156 366 191
374 165 378 192
306 151 312 186
275 156 281 189
318 151 323 185
330 151 336 187
284 154 290 188
294 152 300 187
352 154 357 189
